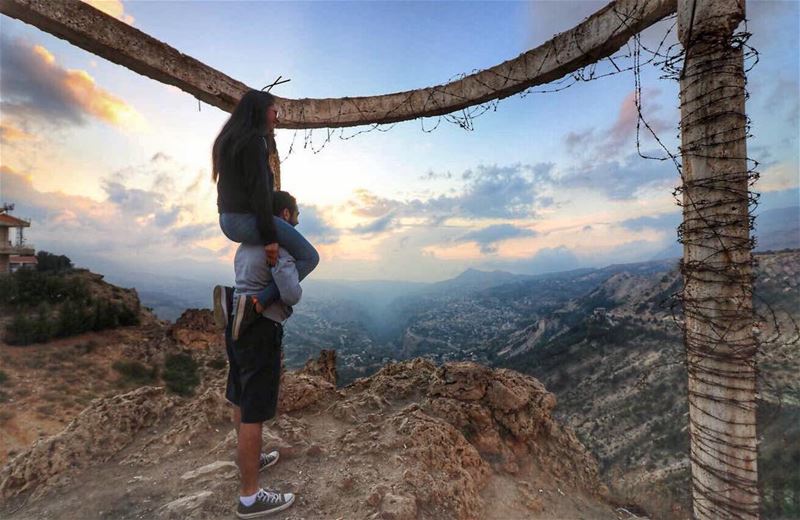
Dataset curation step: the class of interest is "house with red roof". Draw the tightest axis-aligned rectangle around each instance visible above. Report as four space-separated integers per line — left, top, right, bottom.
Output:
0 205 35 274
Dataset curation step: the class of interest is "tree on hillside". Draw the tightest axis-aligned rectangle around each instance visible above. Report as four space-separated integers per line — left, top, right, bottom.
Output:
36 251 73 272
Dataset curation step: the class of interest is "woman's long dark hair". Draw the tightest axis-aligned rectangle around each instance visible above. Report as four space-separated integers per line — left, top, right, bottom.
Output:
212 90 275 182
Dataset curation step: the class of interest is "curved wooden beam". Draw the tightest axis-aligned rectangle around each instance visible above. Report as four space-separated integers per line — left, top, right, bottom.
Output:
0 0 675 129
279 0 676 128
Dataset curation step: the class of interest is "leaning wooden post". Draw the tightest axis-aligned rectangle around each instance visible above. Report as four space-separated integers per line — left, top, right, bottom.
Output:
677 0 759 519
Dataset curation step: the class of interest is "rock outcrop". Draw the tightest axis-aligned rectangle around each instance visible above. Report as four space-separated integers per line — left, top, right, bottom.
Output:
1 338 615 519
0 386 174 499
168 309 222 350
300 348 337 385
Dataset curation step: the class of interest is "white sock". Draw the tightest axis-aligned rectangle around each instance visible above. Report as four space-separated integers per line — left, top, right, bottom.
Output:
240 490 261 507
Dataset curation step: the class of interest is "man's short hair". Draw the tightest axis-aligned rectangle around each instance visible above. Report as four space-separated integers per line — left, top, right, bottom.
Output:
272 191 297 217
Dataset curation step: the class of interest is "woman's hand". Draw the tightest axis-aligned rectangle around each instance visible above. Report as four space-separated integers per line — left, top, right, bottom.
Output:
265 243 279 266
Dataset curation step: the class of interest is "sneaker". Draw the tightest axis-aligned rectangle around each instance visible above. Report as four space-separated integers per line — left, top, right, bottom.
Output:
236 488 295 518
212 285 233 330
259 450 280 472
231 294 260 341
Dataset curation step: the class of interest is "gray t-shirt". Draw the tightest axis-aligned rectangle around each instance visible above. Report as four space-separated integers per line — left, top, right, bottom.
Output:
234 244 302 323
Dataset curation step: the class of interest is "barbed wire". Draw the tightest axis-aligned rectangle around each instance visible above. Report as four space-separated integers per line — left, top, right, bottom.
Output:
275 8 680 161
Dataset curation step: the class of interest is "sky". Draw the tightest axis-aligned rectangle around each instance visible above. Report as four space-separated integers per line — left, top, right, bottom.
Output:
0 0 798 286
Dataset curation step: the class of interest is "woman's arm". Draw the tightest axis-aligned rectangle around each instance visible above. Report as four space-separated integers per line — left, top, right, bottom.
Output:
243 136 277 245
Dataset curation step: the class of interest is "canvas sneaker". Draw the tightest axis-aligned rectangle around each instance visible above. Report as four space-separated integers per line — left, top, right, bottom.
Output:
259 450 280 472
212 285 234 331
236 488 295 518
231 294 260 341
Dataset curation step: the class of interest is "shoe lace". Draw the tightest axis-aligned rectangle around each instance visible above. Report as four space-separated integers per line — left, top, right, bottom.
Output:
259 452 276 465
256 488 283 505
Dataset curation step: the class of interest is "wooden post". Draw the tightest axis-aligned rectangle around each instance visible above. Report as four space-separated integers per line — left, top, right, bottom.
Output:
677 1 759 519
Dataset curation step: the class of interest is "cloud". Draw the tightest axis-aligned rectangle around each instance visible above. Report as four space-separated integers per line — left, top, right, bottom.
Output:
527 1 605 48
607 91 641 151
457 224 537 254
1 163 218 273
765 77 800 128
169 222 217 242
297 205 340 244
82 0 135 24
419 169 453 181
559 152 678 200
102 180 167 216
0 36 145 130
350 189 402 217
0 122 35 143
352 212 397 235
619 212 681 232
350 163 555 223
451 164 544 218
565 89 673 156
564 129 595 154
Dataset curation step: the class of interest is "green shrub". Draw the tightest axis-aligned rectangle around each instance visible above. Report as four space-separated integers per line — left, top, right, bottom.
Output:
207 357 227 370
4 309 57 345
163 353 200 396
0 269 89 307
112 360 157 386
0 370 8 385
2 266 139 343
35 251 73 272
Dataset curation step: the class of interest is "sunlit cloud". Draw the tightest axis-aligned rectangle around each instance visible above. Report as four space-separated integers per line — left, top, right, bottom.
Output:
1 159 218 271
0 36 146 131
62 68 146 130
0 123 35 143
81 0 135 25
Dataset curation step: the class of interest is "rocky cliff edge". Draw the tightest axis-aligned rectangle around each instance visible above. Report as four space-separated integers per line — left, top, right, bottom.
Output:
1 312 622 520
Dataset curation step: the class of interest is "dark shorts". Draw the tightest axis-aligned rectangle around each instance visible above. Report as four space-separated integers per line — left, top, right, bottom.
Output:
225 316 283 423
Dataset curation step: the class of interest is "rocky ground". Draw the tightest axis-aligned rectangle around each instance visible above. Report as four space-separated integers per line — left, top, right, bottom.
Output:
0 310 638 520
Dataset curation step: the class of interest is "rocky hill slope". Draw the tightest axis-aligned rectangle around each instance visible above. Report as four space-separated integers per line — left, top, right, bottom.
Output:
0 269 166 462
0 312 630 519
502 250 800 518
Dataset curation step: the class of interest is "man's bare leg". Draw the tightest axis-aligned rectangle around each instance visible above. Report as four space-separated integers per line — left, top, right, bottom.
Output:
233 406 241 434
238 422 262 496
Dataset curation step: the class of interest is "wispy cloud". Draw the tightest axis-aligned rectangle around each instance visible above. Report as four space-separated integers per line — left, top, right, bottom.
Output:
457 223 537 254
351 211 397 235
0 122 35 143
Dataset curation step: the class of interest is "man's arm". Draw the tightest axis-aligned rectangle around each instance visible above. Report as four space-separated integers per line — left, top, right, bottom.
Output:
272 248 302 306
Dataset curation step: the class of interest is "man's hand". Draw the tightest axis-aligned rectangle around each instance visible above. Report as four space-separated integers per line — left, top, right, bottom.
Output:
265 243 279 266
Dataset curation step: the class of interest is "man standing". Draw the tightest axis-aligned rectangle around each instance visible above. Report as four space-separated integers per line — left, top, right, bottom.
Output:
223 191 305 518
